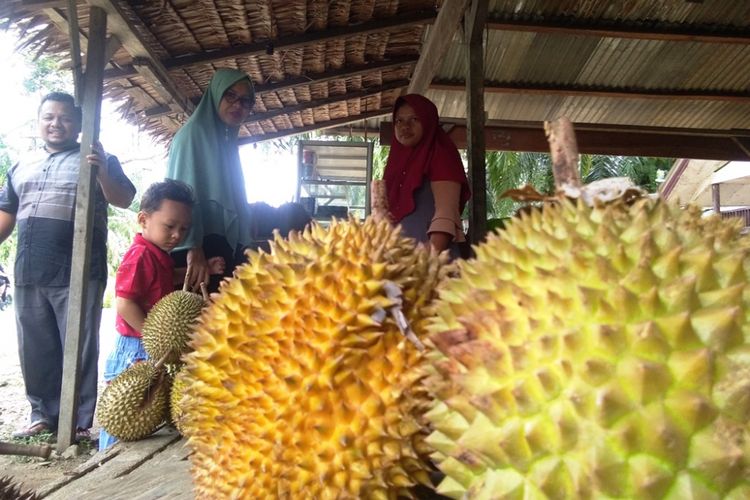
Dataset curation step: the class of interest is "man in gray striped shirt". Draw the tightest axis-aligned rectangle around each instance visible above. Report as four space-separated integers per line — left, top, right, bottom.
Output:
0 92 136 440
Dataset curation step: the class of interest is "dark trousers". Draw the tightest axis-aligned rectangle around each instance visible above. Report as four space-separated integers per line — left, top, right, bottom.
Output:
171 234 246 292
14 282 104 430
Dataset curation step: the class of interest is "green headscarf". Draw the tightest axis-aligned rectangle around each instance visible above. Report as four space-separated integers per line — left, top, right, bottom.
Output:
166 68 254 252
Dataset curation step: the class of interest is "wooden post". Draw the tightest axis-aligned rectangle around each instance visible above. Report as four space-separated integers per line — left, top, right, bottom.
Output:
66 0 83 102
712 183 721 215
407 0 471 95
57 5 107 452
465 0 488 245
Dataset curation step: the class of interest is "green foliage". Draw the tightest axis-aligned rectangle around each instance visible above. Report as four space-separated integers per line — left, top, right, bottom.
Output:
485 152 554 219
485 152 671 219
580 155 670 193
106 205 139 277
0 138 16 270
22 55 72 95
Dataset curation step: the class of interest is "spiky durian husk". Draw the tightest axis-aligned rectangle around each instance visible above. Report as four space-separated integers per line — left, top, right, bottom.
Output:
142 291 204 364
0 476 39 500
425 198 750 499
96 361 170 441
169 366 188 435
181 217 448 499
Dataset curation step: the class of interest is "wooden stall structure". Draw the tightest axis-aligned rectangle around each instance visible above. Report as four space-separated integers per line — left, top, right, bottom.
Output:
1 0 749 491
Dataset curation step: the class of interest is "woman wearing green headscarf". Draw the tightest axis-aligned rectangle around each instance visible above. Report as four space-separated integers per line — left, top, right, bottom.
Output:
166 68 255 291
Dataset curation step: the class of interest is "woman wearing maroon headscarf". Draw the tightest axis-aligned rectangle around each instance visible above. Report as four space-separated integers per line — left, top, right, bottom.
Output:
383 94 470 256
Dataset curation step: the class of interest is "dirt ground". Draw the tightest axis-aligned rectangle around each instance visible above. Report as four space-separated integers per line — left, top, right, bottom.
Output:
0 307 117 494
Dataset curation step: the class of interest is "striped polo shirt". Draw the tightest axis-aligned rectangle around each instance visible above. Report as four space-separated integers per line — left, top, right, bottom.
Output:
0 144 134 286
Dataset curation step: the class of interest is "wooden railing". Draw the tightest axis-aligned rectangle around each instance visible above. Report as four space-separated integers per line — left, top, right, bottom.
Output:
720 207 750 227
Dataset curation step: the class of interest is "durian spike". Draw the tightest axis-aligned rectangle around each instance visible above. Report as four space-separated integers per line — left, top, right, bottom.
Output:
544 116 581 191
200 282 209 301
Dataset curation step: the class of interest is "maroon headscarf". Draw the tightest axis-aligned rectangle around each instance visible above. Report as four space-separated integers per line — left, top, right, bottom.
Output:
383 94 470 222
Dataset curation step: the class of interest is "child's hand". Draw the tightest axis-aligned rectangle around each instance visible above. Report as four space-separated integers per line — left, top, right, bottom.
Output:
207 256 226 275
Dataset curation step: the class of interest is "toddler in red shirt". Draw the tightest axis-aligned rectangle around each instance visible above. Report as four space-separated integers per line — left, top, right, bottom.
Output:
99 179 223 450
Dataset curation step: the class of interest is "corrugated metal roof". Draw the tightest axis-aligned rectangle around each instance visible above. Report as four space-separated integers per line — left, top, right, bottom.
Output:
427 0 750 132
3 0 749 147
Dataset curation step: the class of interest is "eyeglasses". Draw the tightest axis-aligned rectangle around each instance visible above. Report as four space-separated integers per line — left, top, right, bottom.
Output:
222 90 254 110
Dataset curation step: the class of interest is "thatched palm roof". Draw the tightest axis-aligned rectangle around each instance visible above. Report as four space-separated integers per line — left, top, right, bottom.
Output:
2 0 750 160
3 0 433 144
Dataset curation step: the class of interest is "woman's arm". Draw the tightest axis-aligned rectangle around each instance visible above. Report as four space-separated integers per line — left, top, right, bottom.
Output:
184 247 210 291
116 297 146 333
428 180 463 252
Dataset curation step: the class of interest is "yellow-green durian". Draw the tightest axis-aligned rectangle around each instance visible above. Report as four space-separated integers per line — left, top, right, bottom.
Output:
96 360 170 441
169 366 188 435
424 198 750 499
142 290 204 364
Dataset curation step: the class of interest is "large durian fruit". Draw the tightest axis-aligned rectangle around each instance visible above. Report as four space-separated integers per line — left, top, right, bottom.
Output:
424 197 750 499
96 360 171 441
180 217 448 499
142 290 204 364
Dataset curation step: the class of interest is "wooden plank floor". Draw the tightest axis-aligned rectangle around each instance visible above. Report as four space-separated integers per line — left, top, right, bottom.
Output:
41 428 194 499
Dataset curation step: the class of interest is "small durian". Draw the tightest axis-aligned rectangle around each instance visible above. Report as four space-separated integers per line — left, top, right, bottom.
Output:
142 290 204 364
96 360 170 441
169 366 188 435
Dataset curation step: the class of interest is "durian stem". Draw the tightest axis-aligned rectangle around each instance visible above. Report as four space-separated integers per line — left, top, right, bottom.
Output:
370 179 391 223
544 116 582 191
383 280 425 351
153 351 171 372
200 282 209 301
182 264 191 292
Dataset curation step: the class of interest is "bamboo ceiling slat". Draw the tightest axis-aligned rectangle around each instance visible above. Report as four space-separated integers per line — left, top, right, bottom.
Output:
351 0 376 23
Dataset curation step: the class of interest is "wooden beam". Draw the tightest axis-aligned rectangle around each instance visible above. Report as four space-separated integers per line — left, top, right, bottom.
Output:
18 0 80 9
712 183 721 213
65 0 82 101
110 54 417 100
431 80 750 103
247 79 408 123
140 57 416 117
379 120 750 161
239 108 391 144
465 0 488 245
254 56 418 96
102 64 137 79
487 17 750 45
58 4 106 452
164 10 436 70
88 0 194 114
44 7 128 74
408 0 471 94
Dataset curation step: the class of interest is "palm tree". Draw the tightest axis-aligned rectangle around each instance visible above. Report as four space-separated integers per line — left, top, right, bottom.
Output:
485 152 671 220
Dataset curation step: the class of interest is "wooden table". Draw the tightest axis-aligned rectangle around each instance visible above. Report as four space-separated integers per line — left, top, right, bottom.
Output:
41 428 193 499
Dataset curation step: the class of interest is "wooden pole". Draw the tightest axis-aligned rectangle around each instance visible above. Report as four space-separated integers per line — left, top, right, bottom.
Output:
407 0 471 95
465 0 488 245
712 183 721 215
66 0 83 103
57 5 107 452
